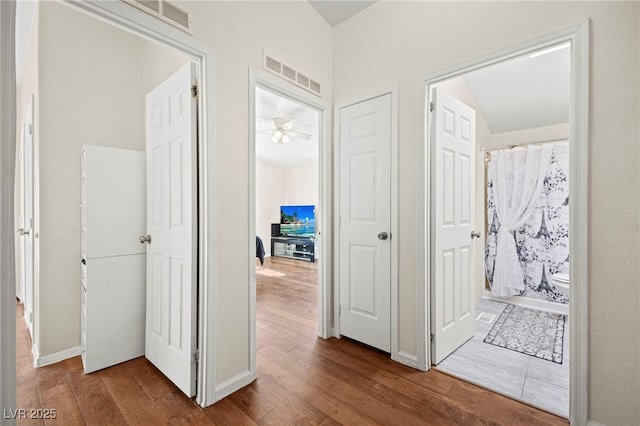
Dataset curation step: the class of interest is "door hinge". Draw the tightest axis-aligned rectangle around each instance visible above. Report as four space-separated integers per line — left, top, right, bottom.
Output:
193 349 199 365
28 124 33 135
430 333 434 343
429 101 434 113
191 84 198 98
339 304 341 316
29 312 33 324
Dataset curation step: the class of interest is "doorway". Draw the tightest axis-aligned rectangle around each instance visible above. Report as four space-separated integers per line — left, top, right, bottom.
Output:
254 83 321 338
11 0 217 408
419 22 589 424
249 70 331 379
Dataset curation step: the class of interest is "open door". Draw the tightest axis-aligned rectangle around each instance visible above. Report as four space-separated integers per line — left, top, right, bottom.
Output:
18 96 35 339
431 88 477 364
144 62 198 397
338 93 392 352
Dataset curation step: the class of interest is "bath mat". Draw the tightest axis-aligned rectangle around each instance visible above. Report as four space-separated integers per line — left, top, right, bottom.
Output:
256 268 286 278
483 304 566 364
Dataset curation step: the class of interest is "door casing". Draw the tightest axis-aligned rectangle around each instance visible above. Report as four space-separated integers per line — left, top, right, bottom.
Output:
333 86 401 365
248 69 331 380
417 21 590 424
54 0 218 407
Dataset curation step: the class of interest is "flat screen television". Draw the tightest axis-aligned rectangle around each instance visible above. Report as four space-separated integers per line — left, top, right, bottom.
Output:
280 205 315 238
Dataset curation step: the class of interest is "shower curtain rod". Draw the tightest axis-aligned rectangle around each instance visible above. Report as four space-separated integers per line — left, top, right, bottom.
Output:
480 137 569 153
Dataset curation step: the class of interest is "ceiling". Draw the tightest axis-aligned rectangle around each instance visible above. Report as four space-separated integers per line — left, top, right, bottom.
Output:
308 0 377 27
461 44 571 134
255 87 319 168
16 2 568 143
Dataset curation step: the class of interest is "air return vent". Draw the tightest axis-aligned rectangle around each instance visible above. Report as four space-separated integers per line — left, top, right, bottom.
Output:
262 52 322 97
123 0 192 34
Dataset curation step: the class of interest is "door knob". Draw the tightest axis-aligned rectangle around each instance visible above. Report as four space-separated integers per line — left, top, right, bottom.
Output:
140 234 152 244
471 231 481 239
378 231 389 241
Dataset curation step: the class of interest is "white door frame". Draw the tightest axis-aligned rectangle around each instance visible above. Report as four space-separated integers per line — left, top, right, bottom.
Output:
333 86 401 364
42 0 217 407
248 69 331 376
417 21 589 424
1 0 17 416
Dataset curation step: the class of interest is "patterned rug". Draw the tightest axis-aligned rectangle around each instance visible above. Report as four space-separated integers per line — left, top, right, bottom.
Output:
483 304 566 364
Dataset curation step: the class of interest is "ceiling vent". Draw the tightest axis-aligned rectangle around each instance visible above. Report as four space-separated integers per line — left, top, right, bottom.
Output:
122 0 192 34
262 52 322 97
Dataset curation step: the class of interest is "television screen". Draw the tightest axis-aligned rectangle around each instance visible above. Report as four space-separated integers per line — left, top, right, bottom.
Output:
280 205 315 238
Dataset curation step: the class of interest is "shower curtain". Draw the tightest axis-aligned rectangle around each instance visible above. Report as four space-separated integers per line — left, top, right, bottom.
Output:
485 141 570 304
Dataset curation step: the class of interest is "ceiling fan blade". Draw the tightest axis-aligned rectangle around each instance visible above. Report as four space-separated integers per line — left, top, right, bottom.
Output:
256 117 275 129
274 116 295 130
287 130 312 140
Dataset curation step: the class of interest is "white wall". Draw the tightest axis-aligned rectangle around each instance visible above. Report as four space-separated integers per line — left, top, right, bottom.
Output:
184 0 333 385
255 159 285 251
14 4 39 313
284 162 319 207
30 0 333 397
490 123 569 148
255 159 319 258
36 2 146 356
140 39 190 95
333 2 639 424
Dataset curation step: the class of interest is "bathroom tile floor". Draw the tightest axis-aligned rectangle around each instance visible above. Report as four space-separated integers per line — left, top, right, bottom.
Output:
436 298 570 417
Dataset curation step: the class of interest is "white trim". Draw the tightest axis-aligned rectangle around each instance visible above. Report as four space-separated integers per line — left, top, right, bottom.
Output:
214 370 254 402
33 345 81 368
1 0 17 419
59 0 218 408
482 292 569 316
418 20 589 425
396 351 419 369
333 85 399 360
248 69 332 382
31 341 39 368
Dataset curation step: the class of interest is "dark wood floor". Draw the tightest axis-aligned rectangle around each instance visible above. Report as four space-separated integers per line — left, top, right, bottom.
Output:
16 256 568 425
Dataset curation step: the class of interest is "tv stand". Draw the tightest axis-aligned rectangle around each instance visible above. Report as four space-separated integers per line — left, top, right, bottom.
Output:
271 236 315 262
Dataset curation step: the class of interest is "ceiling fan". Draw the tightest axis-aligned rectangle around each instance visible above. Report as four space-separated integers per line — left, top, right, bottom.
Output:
257 116 312 144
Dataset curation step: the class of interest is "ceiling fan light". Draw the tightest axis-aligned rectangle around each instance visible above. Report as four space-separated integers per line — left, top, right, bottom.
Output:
271 130 281 143
282 134 290 144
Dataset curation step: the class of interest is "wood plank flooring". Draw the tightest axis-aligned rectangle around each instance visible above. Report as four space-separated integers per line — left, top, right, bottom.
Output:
16 256 569 425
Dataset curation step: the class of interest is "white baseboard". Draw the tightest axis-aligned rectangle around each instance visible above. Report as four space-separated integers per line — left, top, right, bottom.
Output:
482 291 569 315
396 350 419 369
34 345 82 368
586 421 606 426
213 370 255 404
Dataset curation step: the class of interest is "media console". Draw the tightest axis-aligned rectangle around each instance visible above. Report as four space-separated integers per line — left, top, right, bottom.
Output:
271 236 315 262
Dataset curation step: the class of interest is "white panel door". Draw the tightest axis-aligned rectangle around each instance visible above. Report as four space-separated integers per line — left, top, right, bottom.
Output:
145 62 197 397
339 94 391 352
431 88 477 364
20 97 35 338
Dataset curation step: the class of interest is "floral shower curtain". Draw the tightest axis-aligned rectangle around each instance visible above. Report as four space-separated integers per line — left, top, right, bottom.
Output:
485 141 570 304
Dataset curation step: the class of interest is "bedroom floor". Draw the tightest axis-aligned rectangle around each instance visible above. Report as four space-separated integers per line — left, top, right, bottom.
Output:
435 298 570 417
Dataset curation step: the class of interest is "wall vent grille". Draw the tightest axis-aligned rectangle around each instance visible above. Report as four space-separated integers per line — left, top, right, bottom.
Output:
262 52 322 97
265 56 282 74
123 0 192 34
